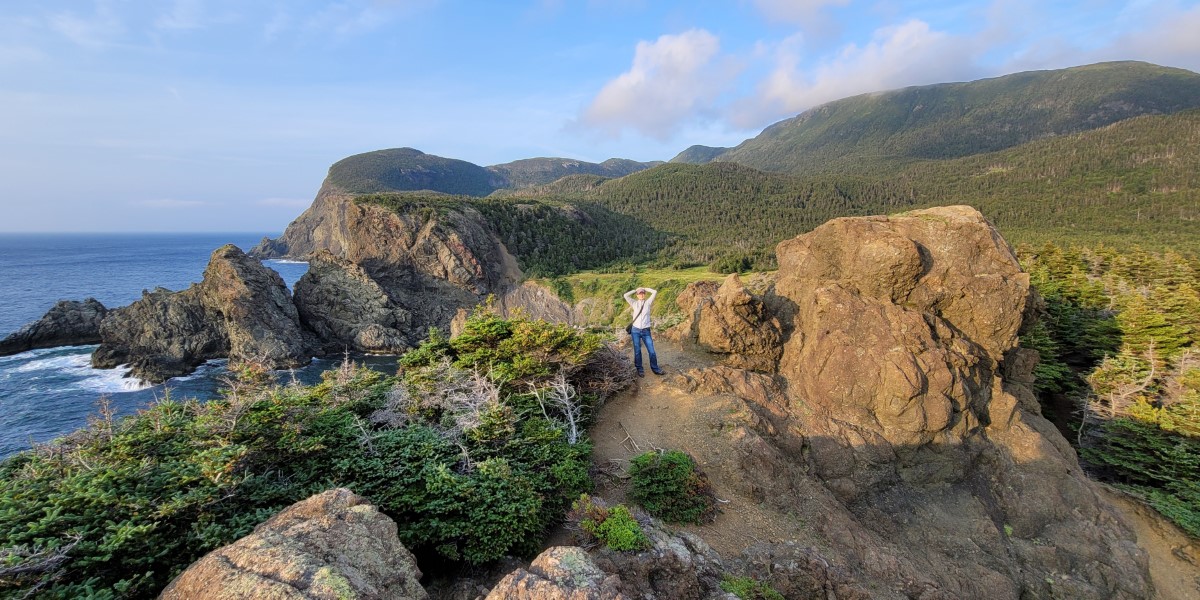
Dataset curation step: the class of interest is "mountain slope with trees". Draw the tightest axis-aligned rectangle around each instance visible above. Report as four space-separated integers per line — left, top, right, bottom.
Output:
324 148 660 197
488 157 660 189
713 61 1200 175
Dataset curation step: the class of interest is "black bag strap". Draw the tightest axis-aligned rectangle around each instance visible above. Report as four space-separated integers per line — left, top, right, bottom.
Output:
630 300 646 327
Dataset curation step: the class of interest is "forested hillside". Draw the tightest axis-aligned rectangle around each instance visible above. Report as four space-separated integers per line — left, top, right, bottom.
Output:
325 148 659 197
328 147 500 196
713 61 1200 174
345 109 1199 279
355 193 667 277
487 157 659 189
1020 244 1200 536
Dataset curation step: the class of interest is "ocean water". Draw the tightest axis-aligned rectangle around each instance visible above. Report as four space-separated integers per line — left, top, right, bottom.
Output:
0 233 397 458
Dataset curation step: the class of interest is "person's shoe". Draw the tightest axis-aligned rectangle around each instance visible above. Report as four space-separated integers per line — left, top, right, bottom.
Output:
637 371 645 378
652 369 665 375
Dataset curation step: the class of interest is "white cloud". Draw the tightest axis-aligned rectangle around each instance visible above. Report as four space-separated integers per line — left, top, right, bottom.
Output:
1100 4 1200 72
135 199 207 209
734 19 980 127
578 29 736 139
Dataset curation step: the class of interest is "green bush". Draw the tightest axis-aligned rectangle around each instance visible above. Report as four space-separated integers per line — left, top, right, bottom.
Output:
720 575 785 600
569 494 650 552
0 314 611 598
628 450 717 524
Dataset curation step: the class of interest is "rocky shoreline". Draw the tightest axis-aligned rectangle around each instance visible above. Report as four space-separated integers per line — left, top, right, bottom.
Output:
0 186 573 383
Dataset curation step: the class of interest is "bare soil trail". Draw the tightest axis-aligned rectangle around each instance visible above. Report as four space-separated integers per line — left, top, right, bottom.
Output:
1100 488 1200 600
583 338 1200 599
585 338 808 558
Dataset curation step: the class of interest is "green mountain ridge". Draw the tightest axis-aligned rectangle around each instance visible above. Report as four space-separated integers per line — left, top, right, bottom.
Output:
486 156 661 189
309 61 1200 272
442 108 1200 274
669 145 729 164
326 148 660 197
715 61 1200 174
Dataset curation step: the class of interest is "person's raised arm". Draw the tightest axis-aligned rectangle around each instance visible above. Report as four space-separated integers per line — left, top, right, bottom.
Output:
623 288 638 307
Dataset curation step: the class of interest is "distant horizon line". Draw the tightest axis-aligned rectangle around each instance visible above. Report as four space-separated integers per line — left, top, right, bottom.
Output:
0 231 284 235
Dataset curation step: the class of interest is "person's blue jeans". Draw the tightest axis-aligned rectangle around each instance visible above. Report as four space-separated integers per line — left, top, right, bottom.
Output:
630 326 662 374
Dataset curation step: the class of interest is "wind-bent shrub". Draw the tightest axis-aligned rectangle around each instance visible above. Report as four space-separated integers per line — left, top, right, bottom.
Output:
628 449 718 524
567 494 650 552
1020 243 1200 536
0 313 622 598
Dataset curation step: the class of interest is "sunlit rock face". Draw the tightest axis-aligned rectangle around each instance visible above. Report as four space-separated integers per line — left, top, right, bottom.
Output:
674 206 1151 600
160 488 427 600
92 245 315 382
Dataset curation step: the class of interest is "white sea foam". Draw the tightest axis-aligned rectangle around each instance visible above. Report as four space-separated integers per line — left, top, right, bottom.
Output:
0 345 93 367
76 364 152 393
12 351 93 374
1 347 152 393
170 359 229 382
266 259 309 265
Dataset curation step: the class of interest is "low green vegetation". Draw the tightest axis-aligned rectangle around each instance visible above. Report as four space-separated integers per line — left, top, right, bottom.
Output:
1020 243 1200 537
0 313 626 598
628 449 718 525
719 574 785 600
568 494 651 552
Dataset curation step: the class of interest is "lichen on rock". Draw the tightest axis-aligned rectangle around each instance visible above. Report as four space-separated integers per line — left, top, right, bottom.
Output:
160 488 427 600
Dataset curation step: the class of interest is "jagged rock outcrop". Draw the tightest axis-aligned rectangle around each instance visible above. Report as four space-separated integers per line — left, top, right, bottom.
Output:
251 183 522 335
294 250 412 353
485 547 627 600
160 488 426 600
487 518 728 600
670 274 782 371
738 543 872 600
0 298 107 356
93 245 315 382
674 206 1152 599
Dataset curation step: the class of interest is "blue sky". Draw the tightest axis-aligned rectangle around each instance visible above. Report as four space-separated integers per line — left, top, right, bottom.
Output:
2 0 1198 232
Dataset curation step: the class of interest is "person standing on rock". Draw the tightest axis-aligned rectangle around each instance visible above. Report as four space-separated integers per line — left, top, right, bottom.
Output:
623 287 664 377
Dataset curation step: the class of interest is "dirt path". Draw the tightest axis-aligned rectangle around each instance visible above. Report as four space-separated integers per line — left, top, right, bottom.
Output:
1101 488 1200 600
582 338 1200 599
584 338 808 557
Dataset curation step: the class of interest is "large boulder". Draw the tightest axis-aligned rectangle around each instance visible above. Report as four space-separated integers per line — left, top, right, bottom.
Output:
674 206 1152 599
293 250 411 354
485 547 627 600
670 274 782 372
486 518 728 600
0 298 107 356
160 488 426 600
93 245 314 382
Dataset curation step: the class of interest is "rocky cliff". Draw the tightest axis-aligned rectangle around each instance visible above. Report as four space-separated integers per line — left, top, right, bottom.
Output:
92 245 315 382
251 182 522 335
671 205 1150 598
0 298 107 356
